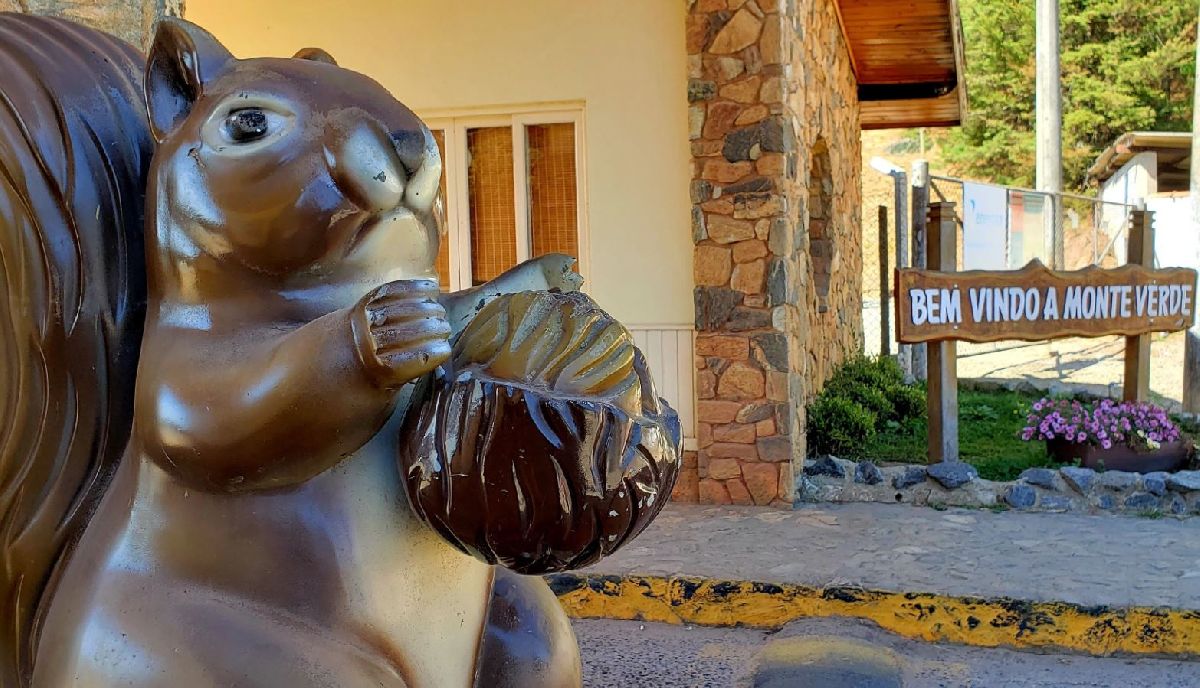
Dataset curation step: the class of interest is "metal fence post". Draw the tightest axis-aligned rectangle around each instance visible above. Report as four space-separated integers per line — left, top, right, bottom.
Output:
894 171 912 380
911 161 929 382
878 206 891 357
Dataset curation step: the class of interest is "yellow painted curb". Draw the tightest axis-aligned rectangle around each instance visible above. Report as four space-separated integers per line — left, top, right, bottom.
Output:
547 573 1200 659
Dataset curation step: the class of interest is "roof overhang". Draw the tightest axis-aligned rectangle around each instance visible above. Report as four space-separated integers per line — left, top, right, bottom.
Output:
835 0 968 130
1087 132 1193 189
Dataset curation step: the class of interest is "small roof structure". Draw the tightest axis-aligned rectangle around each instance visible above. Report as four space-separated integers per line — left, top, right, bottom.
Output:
836 0 968 129
1087 132 1193 192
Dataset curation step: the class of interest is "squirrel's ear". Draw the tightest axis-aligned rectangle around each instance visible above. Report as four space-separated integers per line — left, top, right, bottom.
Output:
145 19 234 143
293 47 338 66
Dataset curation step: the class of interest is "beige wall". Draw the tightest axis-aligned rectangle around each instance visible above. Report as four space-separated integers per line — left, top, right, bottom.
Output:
186 0 693 327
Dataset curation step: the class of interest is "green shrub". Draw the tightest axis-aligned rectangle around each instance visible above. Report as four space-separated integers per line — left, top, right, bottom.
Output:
828 355 904 391
887 384 926 420
808 396 877 457
824 376 894 420
806 355 924 457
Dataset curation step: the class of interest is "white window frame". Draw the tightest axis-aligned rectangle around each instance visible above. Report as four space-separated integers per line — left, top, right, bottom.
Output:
424 105 588 292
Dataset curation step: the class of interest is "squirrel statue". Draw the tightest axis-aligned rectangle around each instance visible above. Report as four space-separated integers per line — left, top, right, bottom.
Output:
0 13 680 688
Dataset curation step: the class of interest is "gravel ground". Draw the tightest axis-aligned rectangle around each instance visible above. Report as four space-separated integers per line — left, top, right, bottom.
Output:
575 617 1200 687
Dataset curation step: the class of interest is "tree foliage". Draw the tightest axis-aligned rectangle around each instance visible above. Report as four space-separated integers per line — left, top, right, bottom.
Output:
940 0 1198 189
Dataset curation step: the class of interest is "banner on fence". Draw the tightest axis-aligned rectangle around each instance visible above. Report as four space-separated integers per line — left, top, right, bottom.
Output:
962 182 1008 270
895 259 1198 343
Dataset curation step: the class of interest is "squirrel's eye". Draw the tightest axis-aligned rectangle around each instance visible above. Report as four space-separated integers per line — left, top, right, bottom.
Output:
223 108 269 143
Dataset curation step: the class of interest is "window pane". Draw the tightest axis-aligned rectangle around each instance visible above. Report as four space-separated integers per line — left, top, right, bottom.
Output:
467 127 517 285
526 123 578 261
430 129 451 290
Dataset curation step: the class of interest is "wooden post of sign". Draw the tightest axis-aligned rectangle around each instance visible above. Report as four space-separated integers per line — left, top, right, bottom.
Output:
878 205 891 357
911 161 930 381
1123 206 1153 402
926 202 959 462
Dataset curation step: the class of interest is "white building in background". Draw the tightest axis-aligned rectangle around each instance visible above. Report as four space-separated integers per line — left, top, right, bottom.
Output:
1088 132 1194 267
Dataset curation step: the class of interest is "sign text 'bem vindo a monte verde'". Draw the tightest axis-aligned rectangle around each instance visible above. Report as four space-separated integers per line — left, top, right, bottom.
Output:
895 259 1198 344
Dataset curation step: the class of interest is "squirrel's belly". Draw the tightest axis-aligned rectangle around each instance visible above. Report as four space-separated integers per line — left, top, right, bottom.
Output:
34 417 493 688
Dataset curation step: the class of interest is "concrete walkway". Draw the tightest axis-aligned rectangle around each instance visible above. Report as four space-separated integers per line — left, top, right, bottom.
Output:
584 502 1200 610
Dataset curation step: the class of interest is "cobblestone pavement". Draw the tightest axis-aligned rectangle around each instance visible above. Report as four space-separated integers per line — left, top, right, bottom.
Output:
584 503 1200 609
574 617 1200 687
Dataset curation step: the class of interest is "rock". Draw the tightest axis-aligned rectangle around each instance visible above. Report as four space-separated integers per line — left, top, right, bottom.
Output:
693 246 732 287
730 260 765 294
717 361 765 400
1170 495 1188 515
1143 472 1168 497
756 436 791 463
1096 494 1117 510
1167 471 1200 492
803 456 845 479
723 177 773 195
736 402 774 424
1003 484 1036 509
1097 470 1138 491
794 475 821 503
927 462 978 490
891 466 927 489
694 287 742 331
1038 495 1073 512
726 307 771 331
741 462 779 506
855 461 884 485
1060 466 1096 494
687 79 716 102
752 333 788 372
766 257 788 307
1124 492 1160 510
706 214 756 244
1019 467 1058 490
707 458 742 480
695 335 749 360
722 117 792 162
708 8 762 54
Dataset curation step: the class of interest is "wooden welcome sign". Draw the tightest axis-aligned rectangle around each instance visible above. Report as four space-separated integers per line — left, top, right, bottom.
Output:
895 260 1198 344
897 203 1191 465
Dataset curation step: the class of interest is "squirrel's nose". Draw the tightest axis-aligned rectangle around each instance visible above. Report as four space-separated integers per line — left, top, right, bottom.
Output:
390 126 440 215
331 123 406 213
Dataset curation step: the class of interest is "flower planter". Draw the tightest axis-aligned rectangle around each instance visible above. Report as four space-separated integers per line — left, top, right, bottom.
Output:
1047 438 1188 473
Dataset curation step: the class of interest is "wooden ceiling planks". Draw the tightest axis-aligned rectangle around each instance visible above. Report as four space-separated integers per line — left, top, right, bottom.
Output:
837 0 965 128
860 91 962 130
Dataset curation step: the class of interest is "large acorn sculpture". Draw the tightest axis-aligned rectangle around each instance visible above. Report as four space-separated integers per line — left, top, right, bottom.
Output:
399 290 681 574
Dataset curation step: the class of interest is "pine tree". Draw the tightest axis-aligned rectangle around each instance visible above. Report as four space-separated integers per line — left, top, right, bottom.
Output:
940 0 1198 189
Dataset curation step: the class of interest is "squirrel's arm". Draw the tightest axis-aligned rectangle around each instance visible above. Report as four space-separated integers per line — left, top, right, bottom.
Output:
135 306 394 492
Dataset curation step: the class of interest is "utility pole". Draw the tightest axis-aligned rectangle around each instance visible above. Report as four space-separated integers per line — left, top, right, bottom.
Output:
1036 0 1064 267
1184 9 1200 413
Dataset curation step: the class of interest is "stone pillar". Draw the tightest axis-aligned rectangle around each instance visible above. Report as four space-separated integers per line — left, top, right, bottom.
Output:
1 0 182 48
686 0 861 507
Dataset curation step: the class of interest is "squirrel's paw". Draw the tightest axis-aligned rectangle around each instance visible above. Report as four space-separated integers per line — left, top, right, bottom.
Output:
352 279 451 388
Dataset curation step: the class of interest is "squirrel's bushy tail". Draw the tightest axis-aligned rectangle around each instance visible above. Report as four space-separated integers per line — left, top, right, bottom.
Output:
0 13 151 684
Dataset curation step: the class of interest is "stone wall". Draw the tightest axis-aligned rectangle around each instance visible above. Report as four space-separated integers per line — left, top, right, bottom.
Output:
799 456 1200 517
686 0 862 506
2 0 181 48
